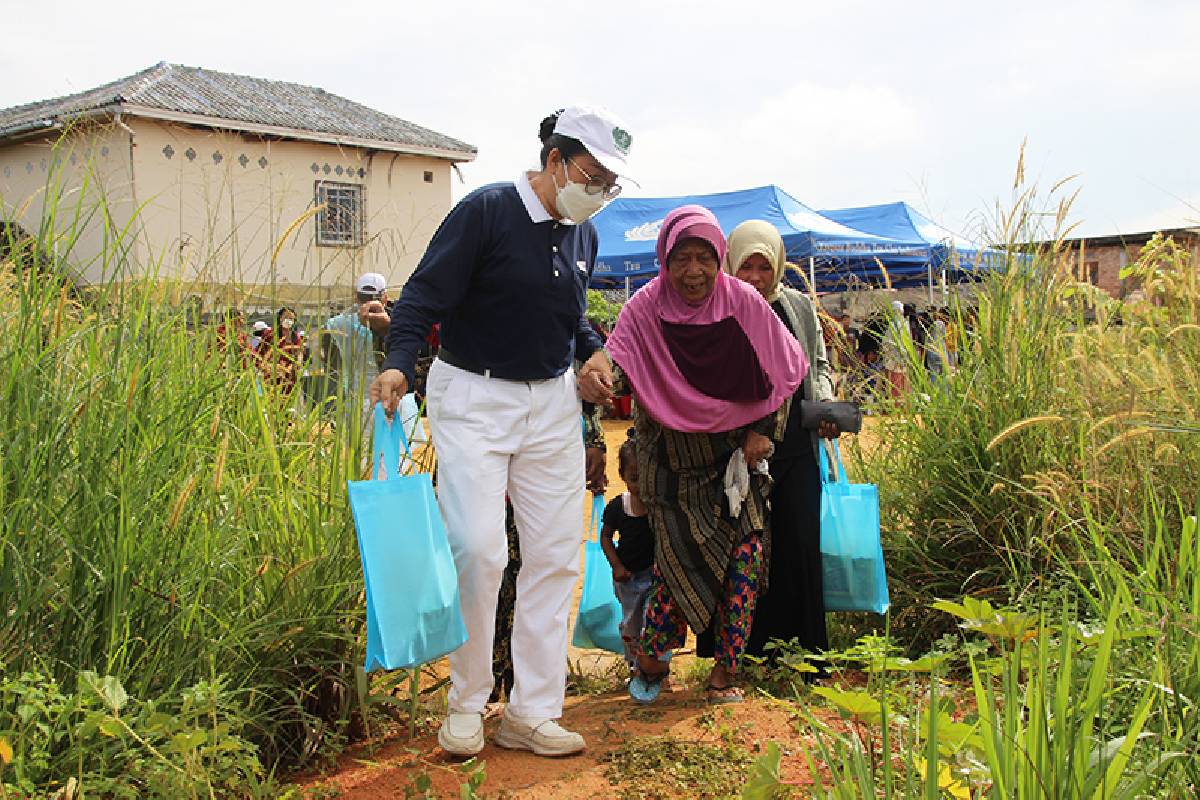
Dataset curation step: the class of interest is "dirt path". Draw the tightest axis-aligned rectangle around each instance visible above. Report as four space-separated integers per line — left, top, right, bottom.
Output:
297 678 827 799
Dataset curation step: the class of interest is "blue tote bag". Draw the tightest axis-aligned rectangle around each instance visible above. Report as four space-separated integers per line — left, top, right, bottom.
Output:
819 440 890 614
348 404 467 671
571 495 625 653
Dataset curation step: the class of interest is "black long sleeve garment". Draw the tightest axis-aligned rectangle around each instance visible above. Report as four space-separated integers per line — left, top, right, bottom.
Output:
382 181 604 384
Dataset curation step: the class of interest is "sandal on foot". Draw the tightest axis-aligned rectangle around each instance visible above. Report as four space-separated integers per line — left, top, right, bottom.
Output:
629 666 670 704
705 682 744 705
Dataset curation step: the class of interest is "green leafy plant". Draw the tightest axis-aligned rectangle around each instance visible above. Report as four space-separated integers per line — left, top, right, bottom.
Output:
741 741 791 799
586 289 623 327
605 734 754 800
0 668 278 798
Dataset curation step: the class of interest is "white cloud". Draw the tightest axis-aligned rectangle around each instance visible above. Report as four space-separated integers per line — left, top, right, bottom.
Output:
619 82 923 200
2 0 1198 239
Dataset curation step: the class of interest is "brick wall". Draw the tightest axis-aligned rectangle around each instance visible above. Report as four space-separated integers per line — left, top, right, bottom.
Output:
1059 232 1200 297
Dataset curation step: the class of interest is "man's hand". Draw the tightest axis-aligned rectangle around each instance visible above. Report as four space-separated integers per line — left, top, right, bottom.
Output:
359 300 391 338
585 446 607 495
743 430 773 470
578 350 614 405
817 421 840 440
369 369 408 415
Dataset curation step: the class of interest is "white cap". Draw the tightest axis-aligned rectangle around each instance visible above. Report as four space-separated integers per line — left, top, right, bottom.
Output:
553 105 635 182
355 272 388 296
891 300 905 314
253 320 270 332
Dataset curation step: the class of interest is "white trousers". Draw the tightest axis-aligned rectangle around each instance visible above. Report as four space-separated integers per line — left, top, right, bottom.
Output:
425 359 584 719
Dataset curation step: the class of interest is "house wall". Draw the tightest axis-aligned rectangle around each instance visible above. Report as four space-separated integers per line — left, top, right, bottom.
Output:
0 123 139 283
128 118 454 312
1 117 457 312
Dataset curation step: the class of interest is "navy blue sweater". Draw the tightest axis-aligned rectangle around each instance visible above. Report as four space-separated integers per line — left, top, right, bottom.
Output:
383 182 604 383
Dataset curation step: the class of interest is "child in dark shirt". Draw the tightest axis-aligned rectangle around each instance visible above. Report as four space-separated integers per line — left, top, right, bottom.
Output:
599 431 655 672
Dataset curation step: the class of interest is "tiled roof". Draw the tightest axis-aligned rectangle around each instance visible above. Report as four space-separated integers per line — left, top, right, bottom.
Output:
0 62 476 159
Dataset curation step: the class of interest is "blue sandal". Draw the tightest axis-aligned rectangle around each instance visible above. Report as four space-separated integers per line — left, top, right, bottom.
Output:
629 653 672 705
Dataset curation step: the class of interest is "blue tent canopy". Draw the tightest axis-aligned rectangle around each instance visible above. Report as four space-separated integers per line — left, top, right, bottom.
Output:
821 202 1006 278
590 185 932 290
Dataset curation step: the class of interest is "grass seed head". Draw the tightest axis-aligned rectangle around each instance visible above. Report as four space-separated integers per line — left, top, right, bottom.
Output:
986 416 1066 453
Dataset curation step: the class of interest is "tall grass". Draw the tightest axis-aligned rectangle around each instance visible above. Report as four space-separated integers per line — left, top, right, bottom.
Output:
0 163 374 792
796 591 1193 798
853 184 1200 649
825 175 1200 795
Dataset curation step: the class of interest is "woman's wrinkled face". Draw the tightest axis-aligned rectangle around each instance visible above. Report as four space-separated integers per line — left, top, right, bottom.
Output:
666 238 719 303
734 252 775 298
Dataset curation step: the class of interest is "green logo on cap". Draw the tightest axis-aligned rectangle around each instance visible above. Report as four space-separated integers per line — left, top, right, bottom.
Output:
612 127 632 155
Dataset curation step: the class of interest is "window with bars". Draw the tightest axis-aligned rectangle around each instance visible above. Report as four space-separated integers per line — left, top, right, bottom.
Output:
315 181 365 246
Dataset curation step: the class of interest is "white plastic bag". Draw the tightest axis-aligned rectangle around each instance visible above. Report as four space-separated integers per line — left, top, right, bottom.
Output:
724 448 770 517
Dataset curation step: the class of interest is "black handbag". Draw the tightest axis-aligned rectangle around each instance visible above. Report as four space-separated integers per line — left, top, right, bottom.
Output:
799 400 863 434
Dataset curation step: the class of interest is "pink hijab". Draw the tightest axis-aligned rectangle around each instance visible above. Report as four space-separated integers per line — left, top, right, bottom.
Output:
606 205 809 433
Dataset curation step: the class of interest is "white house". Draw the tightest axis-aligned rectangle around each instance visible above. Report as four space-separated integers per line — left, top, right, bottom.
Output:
0 62 476 310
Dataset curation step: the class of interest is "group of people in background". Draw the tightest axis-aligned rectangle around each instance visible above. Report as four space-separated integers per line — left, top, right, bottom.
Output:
213 306 309 393
828 301 964 402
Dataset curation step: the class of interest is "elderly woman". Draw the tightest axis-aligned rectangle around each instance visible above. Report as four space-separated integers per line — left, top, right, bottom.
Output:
720 220 837 666
606 206 809 704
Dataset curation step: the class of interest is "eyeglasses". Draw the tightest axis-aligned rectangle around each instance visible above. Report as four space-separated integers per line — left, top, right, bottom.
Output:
568 158 622 200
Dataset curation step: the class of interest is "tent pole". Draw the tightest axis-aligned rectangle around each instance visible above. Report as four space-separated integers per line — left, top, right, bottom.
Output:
808 256 816 300
624 275 630 303
927 262 934 306
941 269 948 304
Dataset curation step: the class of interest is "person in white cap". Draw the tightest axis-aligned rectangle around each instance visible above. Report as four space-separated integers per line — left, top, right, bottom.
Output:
322 273 391 422
249 320 270 352
370 106 634 757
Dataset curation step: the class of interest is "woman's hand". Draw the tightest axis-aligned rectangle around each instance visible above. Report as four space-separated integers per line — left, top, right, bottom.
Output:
817 421 840 439
578 350 615 405
743 430 773 469
612 564 632 582
585 446 607 494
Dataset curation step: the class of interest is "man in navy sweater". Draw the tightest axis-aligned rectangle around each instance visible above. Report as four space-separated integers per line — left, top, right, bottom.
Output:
371 106 632 757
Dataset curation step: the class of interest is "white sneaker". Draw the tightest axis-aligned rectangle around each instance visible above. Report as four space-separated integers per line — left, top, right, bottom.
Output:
494 710 585 756
437 712 484 756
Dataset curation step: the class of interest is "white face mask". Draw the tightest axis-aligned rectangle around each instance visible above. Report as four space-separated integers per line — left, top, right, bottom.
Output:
281 318 294 330
553 161 609 224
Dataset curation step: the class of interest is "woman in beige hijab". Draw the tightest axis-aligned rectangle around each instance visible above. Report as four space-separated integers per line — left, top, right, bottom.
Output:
702 219 837 669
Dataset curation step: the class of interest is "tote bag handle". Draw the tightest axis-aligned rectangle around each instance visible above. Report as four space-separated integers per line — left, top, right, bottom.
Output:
820 438 849 486
372 402 416 481
588 494 605 543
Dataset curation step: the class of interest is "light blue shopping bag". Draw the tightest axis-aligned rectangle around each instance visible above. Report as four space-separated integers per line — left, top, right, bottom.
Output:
348 404 467 671
819 439 890 614
571 495 625 654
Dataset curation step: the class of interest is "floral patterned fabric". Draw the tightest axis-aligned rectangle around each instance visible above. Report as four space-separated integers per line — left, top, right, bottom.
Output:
634 406 781 634
641 529 764 672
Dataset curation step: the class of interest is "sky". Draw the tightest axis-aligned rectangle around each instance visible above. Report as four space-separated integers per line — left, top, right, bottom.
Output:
3 0 1198 241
